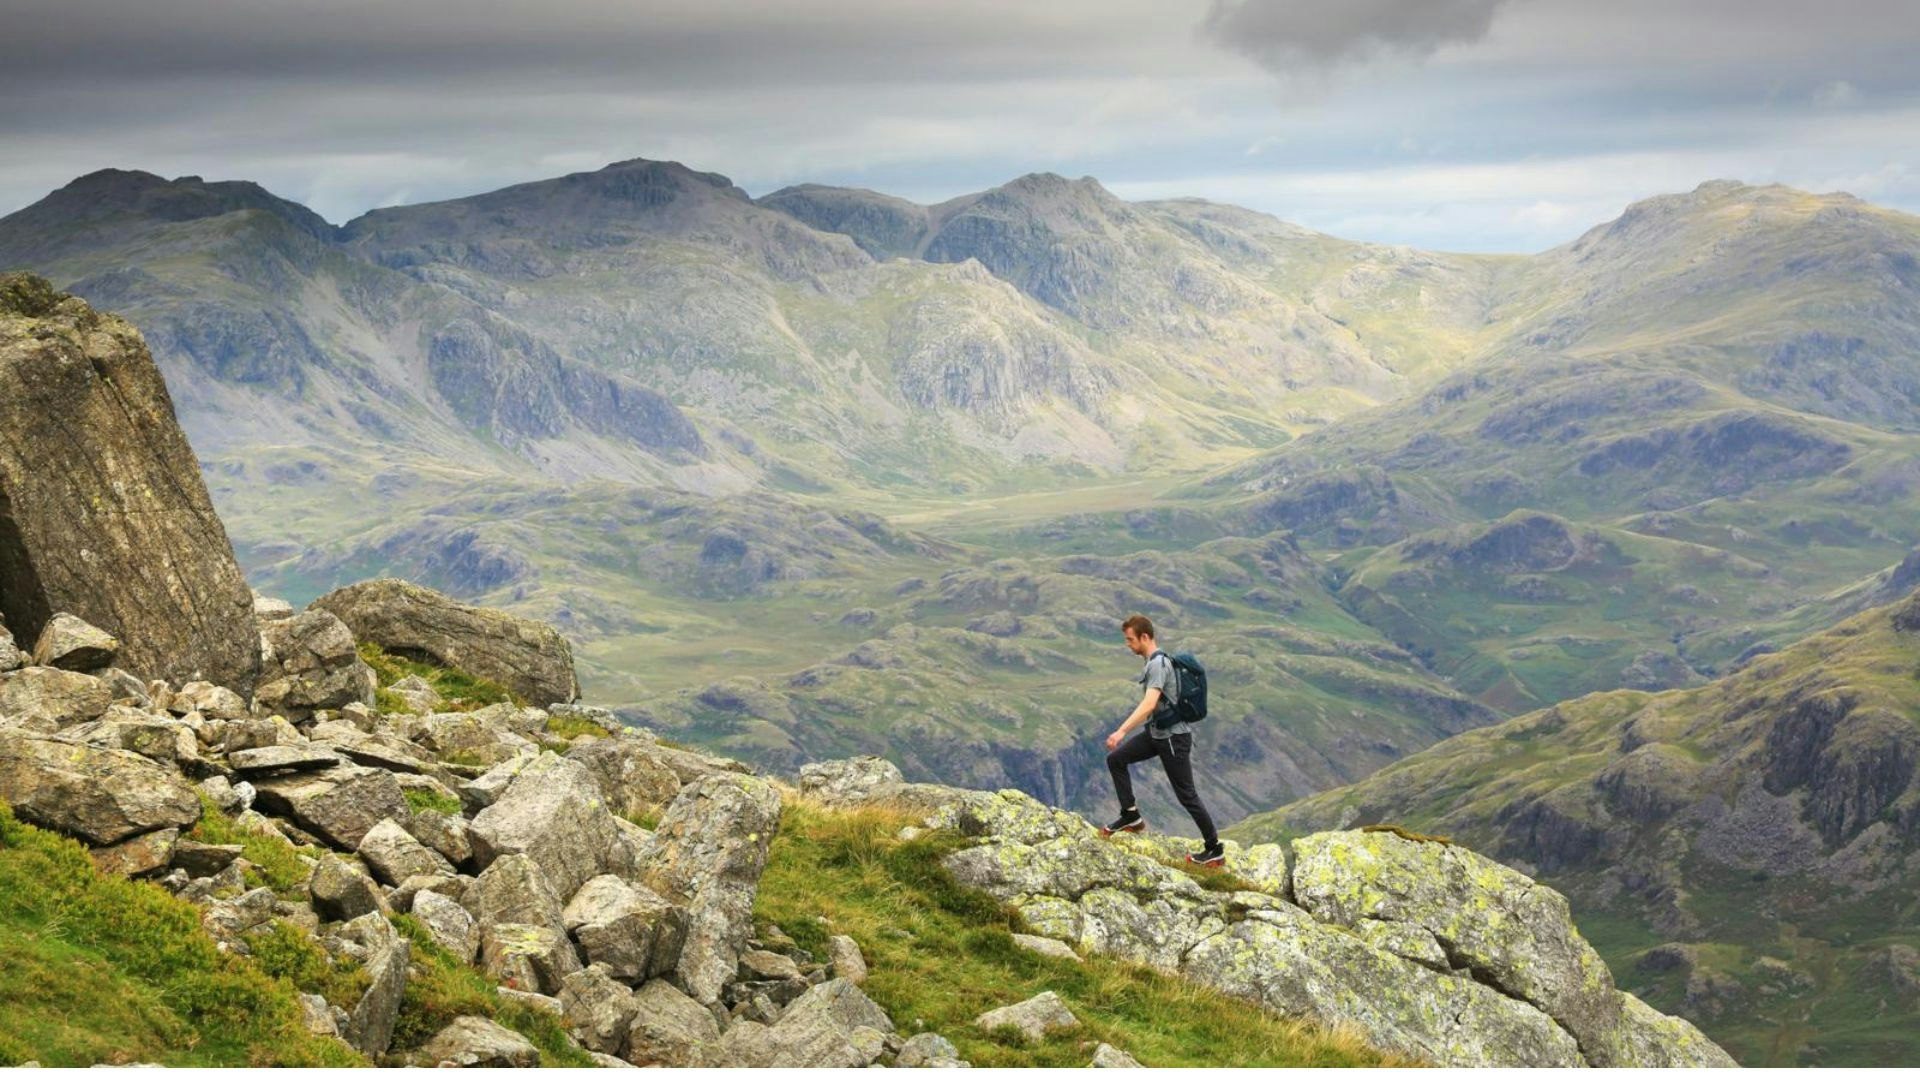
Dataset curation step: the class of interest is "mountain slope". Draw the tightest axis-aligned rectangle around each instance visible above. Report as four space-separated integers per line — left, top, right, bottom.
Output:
1228 586 1920 1066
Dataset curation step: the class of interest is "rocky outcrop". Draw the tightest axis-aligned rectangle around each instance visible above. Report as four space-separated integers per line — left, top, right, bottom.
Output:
0 730 201 844
311 578 579 706
0 273 260 693
817 770 1733 1068
636 773 782 1004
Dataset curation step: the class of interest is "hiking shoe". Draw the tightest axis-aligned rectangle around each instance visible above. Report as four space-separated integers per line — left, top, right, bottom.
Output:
1100 810 1146 836
1186 845 1226 868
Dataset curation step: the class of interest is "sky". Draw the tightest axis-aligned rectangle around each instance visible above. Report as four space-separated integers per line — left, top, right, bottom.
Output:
2 0 1915 252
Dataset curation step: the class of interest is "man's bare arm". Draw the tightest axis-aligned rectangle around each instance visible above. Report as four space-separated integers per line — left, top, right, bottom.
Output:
1106 688 1161 750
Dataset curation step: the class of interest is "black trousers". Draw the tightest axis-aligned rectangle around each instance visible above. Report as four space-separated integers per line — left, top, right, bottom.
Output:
1107 728 1219 849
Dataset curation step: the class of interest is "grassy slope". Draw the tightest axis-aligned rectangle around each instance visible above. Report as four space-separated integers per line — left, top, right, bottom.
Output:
0 803 363 1067
754 795 1405 1067
1224 595 1920 1066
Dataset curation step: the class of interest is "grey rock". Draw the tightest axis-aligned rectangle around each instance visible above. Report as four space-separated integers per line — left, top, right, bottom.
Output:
389 873 463 914
0 666 113 732
470 752 624 899
197 774 253 815
0 622 21 673
1091 1043 1142 1067
466 852 568 936
201 885 280 951
496 986 565 1016
171 838 244 878
253 609 376 722
0 730 201 844
385 674 442 713
704 977 892 1067
408 807 474 867
252 593 297 623
172 680 250 720
828 933 870 983
32 613 119 671
0 278 261 694
740 948 802 982
96 668 152 708
624 978 721 1066
250 763 409 849
480 921 581 995
1011 933 1081 963
309 853 387 922
895 1032 969 1068
405 711 538 770
562 873 687 984
559 964 638 1056
297 993 339 1038
415 1015 540 1068
974 991 1078 1041
357 817 455 886
228 744 343 774
333 912 410 1056
60 707 199 767
90 827 179 877
635 772 782 1003
564 733 695 819
311 578 580 706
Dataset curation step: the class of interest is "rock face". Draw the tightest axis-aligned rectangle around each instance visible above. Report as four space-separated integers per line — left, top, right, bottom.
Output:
0 273 260 693
311 578 580 706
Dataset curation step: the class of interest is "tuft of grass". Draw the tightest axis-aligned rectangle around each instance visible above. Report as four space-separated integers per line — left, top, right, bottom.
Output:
358 643 521 712
1361 823 1454 846
185 795 323 897
620 807 662 832
402 788 464 817
0 801 365 1067
545 712 613 741
754 795 1412 1068
387 915 596 1066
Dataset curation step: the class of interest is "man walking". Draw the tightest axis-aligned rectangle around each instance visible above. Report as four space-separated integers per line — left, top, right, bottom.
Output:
1101 614 1224 866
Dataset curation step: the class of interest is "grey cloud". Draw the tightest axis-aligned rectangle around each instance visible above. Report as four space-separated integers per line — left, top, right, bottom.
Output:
1201 0 1513 71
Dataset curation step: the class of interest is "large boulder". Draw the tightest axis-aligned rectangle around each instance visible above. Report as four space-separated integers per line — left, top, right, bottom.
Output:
636 773 782 1003
357 817 455 886
31 613 119 672
0 730 201 844
624 978 720 1066
705 977 892 1068
310 578 579 706
0 274 260 693
974 991 1077 1041
469 753 624 899
254 609 376 722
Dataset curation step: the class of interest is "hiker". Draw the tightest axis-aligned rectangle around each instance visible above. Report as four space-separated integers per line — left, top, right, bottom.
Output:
1100 614 1224 866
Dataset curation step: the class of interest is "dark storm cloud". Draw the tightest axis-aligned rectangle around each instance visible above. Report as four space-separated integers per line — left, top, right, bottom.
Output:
0 0 1916 252
1201 0 1512 70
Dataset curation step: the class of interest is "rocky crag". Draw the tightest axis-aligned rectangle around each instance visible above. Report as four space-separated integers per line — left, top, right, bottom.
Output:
0 592 1733 1065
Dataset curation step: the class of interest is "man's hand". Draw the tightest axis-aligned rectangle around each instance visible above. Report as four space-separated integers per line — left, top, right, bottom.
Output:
1105 729 1126 752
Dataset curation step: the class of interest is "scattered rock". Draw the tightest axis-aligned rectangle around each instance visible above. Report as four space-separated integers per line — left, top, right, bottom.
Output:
0 623 21 673
252 593 297 623
415 1015 540 1068
31 613 119 672
469 752 623 900
410 889 481 963
90 827 179 877
1091 1043 1142 1067
253 609 377 722
332 911 410 1056
171 838 244 879
386 674 442 713
1011 933 1081 963
895 1032 970 1068
624 978 721 1066
169 680 250 721
311 578 580 706
562 874 687 984
357 817 455 886
228 744 344 774
480 922 581 996
637 773 782 1003
0 666 113 732
0 730 201 844
975 991 1079 1041
559 964 638 1056
309 853 388 922
250 764 409 850
827 933 869 983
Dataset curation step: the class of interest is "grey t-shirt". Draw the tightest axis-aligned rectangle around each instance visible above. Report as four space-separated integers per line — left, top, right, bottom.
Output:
1137 651 1190 739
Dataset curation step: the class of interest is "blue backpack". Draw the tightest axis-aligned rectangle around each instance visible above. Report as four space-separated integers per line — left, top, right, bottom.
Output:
1157 651 1209 724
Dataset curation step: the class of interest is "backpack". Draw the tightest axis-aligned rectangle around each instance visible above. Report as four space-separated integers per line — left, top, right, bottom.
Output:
1156 650 1209 725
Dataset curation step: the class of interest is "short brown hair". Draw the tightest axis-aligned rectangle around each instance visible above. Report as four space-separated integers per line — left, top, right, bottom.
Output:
1121 614 1155 640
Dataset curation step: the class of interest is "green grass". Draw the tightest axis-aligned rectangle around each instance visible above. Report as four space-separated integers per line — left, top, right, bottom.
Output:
753 796 1408 1067
402 788 464 816
545 712 614 740
358 642 521 712
0 802 365 1067
185 794 324 898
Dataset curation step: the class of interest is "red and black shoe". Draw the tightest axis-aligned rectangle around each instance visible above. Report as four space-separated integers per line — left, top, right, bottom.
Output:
1100 809 1146 836
1186 845 1226 868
